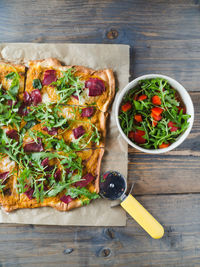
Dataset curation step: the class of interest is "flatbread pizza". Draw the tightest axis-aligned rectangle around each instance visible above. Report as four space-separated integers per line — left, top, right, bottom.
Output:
0 58 115 213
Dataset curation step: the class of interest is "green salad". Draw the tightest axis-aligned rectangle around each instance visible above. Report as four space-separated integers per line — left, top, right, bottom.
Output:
118 78 190 149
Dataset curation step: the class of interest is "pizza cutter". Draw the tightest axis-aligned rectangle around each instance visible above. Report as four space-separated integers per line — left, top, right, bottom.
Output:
100 171 164 239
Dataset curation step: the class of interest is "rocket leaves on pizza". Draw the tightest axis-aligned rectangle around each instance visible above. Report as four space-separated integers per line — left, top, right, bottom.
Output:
0 58 115 212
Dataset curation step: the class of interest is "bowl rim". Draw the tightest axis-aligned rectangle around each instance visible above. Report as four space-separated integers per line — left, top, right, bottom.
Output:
115 74 194 154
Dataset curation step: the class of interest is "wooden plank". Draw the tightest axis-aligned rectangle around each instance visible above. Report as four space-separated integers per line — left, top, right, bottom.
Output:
1 194 200 266
0 1 200 90
128 91 200 195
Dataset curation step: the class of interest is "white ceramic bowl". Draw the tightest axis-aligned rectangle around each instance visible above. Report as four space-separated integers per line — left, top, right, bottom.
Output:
115 74 194 154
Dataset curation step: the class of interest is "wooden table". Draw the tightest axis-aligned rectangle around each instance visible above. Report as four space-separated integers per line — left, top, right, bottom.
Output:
0 1 200 266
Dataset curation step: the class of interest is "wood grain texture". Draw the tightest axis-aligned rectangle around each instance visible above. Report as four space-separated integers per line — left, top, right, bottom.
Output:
1 194 200 267
0 0 200 89
0 0 200 266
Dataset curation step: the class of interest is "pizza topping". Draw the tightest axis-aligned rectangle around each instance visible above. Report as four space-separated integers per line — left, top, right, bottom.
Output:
0 172 9 182
24 185 34 200
50 68 85 105
5 71 20 97
7 100 13 107
42 70 57 86
60 195 74 204
85 78 105 96
32 79 42 90
81 107 94 117
6 129 19 141
54 169 62 182
65 167 72 174
7 99 17 108
41 157 54 172
73 126 85 139
23 91 32 106
41 157 49 168
30 89 42 106
43 127 58 136
71 94 79 100
75 173 94 188
18 103 28 116
24 138 44 152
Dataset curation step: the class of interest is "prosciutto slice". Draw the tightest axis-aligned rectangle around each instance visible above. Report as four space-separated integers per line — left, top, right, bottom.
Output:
0 172 9 182
23 91 32 106
81 107 94 117
6 129 19 141
85 78 105 96
24 186 34 200
75 173 94 188
41 158 54 172
73 126 85 139
30 89 42 106
18 103 28 116
24 138 44 152
60 195 74 204
42 70 57 86
54 169 62 182
43 127 58 135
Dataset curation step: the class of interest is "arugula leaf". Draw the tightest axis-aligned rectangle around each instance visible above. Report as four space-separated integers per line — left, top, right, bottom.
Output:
24 120 37 130
32 79 42 90
67 187 100 200
0 129 22 164
5 72 16 79
134 100 143 110
51 68 85 104
6 71 20 98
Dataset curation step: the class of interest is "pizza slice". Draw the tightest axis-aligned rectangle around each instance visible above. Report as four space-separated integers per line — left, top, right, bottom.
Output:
56 105 108 149
0 125 22 207
3 148 104 212
25 58 115 112
0 61 26 131
22 104 107 150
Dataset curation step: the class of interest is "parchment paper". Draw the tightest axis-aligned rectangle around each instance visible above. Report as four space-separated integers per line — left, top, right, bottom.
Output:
0 43 129 226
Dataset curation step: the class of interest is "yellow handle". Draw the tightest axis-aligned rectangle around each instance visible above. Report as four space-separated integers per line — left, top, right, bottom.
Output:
121 194 164 239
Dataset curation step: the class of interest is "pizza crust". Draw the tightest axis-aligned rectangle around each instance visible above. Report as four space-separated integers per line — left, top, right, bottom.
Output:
3 197 83 212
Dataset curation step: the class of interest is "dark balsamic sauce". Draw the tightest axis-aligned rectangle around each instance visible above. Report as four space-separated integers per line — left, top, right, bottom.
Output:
100 171 126 200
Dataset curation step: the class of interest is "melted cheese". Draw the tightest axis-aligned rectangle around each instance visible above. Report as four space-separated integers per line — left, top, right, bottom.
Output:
42 92 51 103
2 78 12 91
0 156 15 172
79 89 89 105
60 107 75 119
69 133 76 142
79 88 99 105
